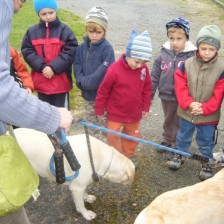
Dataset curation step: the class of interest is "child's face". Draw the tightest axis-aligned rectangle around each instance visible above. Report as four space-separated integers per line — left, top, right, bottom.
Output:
87 27 105 43
168 31 187 53
126 57 146 70
39 8 57 22
198 43 217 62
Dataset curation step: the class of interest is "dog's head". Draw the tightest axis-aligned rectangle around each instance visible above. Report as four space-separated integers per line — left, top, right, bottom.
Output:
103 148 135 185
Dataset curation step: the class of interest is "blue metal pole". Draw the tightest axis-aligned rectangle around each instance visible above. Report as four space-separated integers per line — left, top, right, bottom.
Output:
78 121 192 158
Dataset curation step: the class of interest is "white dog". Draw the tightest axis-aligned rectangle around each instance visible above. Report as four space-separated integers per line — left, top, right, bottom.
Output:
134 168 224 224
14 128 135 221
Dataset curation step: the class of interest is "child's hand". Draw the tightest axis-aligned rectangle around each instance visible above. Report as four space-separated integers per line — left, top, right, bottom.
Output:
189 102 203 115
191 106 204 115
142 111 148 118
25 87 32 94
189 102 201 111
96 115 106 126
42 66 54 79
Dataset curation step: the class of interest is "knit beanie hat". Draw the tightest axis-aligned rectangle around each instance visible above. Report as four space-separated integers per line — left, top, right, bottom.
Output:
126 29 152 61
196 25 222 50
166 17 190 40
34 0 58 14
85 7 108 31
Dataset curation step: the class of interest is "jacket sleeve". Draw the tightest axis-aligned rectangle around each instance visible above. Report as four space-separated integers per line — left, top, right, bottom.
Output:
174 63 194 110
142 67 152 112
21 29 47 72
73 45 84 89
0 1 60 135
202 73 224 115
10 47 34 91
49 26 78 74
151 53 162 99
95 67 115 115
75 45 115 91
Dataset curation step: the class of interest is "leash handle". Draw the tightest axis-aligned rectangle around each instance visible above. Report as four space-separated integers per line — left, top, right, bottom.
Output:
48 134 66 184
57 128 81 171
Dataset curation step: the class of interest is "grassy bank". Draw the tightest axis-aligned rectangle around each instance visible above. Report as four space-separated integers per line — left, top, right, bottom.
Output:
10 2 85 110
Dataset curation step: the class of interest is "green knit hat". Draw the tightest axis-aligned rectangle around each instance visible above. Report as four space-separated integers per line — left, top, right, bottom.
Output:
196 25 222 50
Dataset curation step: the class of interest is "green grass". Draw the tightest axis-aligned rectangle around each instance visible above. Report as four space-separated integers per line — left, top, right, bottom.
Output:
10 2 85 110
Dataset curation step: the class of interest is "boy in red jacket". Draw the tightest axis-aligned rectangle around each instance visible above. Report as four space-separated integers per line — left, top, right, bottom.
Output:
95 29 152 162
21 0 77 109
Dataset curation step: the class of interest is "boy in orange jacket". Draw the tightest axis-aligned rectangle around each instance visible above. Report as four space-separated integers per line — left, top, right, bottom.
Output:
10 47 34 94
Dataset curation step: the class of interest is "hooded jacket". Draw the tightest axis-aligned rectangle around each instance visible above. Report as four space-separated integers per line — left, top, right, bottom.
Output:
74 36 115 101
21 17 78 94
151 41 196 101
95 54 151 123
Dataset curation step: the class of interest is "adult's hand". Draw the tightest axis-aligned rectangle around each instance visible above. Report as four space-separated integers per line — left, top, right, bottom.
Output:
58 108 73 133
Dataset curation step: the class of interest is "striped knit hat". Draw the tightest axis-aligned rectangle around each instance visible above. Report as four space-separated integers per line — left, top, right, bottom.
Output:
85 7 108 31
126 29 152 61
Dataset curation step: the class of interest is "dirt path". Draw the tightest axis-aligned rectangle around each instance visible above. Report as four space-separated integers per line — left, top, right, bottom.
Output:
26 1 224 223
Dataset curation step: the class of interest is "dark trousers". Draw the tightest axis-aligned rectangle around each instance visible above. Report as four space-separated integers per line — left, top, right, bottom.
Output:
0 207 30 224
161 99 179 147
38 92 70 109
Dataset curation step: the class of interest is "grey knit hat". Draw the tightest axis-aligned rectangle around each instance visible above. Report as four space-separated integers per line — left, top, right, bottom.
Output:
85 6 108 31
196 25 222 50
126 29 152 61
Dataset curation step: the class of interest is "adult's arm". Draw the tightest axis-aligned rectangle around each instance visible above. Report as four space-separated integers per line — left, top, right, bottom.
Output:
0 0 68 135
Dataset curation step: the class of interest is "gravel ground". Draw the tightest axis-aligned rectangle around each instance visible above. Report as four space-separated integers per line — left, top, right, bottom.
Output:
26 0 224 223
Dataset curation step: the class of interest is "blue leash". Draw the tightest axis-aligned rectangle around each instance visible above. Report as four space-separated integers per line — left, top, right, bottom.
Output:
48 128 80 183
78 121 209 163
49 155 79 181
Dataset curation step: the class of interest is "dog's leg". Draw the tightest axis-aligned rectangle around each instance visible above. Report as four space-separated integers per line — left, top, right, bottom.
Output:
84 191 96 203
69 184 97 220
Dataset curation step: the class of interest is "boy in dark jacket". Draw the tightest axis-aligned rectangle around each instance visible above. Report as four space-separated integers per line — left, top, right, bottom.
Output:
21 0 78 108
169 25 224 181
74 6 115 128
151 18 196 150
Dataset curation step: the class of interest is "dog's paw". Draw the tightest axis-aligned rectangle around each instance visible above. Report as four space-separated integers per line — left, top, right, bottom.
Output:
83 210 97 220
84 194 96 203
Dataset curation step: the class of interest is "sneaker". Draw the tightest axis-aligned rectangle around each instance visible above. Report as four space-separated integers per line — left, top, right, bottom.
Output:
213 148 224 163
166 152 174 160
155 142 171 153
167 154 185 170
199 163 213 181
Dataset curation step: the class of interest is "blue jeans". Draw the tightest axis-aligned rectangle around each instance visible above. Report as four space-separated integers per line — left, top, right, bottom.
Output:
176 118 217 159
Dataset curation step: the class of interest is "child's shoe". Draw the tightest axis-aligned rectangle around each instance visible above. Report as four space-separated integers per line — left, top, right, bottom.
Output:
199 162 213 181
155 142 171 153
167 154 185 170
213 148 224 163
